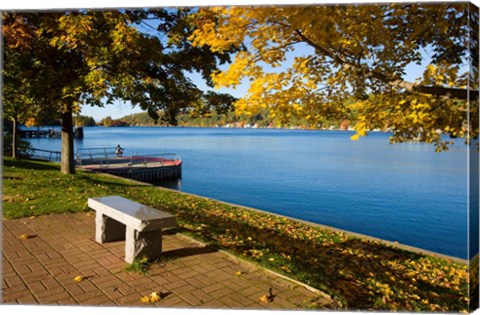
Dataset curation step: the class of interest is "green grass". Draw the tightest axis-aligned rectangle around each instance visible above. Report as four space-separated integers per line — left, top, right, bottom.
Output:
125 256 151 274
2 157 471 311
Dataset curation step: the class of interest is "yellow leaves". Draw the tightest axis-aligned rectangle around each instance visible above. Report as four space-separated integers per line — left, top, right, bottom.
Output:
280 265 292 273
190 7 249 53
18 234 30 240
422 62 461 87
351 133 361 141
353 120 368 138
73 275 85 282
140 291 163 303
212 51 252 88
149 291 161 303
235 271 243 276
249 249 264 259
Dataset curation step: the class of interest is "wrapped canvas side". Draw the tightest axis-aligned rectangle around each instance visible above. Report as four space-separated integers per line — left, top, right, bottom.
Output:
468 1 480 312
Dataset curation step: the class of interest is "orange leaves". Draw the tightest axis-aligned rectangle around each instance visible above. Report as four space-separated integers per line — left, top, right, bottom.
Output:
2 14 36 50
259 294 271 303
25 117 38 128
259 288 275 303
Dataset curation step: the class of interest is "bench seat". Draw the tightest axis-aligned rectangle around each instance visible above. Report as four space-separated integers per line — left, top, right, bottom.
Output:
88 196 176 263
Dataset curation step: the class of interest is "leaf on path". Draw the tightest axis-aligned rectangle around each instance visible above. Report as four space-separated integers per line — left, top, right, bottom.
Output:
235 271 243 276
73 275 85 282
149 291 161 303
140 291 163 303
259 294 270 303
18 234 36 240
259 288 274 303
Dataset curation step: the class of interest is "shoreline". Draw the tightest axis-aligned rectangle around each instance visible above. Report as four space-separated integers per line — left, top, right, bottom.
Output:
97 170 468 265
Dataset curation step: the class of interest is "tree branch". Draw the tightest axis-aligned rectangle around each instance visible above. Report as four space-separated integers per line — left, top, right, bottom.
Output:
294 29 479 100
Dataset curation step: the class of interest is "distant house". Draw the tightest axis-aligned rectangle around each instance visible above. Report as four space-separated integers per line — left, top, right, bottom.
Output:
339 119 350 130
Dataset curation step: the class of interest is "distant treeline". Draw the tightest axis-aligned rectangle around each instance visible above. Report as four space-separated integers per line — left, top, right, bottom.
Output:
118 109 349 129
74 115 96 127
17 110 349 130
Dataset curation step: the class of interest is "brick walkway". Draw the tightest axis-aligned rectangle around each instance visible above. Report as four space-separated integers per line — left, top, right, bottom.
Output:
2 212 333 310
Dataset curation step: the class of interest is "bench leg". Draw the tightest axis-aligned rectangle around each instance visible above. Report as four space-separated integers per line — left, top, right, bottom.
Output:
125 227 163 264
95 212 126 243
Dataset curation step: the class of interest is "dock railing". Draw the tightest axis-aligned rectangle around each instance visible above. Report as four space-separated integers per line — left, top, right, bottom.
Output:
98 153 181 169
26 148 61 162
76 147 117 165
128 153 182 168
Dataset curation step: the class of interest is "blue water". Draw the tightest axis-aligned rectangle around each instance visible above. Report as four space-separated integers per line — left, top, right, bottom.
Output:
26 126 469 259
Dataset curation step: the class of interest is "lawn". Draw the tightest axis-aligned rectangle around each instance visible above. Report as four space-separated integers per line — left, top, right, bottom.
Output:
2 157 471 311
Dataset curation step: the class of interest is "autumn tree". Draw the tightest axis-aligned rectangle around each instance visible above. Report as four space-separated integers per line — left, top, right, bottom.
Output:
2 12 150 172
189 3 479 151
2 9 238 173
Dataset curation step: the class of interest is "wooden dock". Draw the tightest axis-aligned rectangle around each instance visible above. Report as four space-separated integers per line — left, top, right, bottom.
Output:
76 150 182 183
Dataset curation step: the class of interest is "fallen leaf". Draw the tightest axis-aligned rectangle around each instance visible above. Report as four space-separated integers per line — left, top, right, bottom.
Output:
140 296 150 303
235 271 243 277
259 294 270 303
280 265 292 273
73 276 85 282
18 234 36 240
149 291 161 303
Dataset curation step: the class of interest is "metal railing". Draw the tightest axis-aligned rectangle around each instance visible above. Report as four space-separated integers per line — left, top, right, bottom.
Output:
129 153 182 168
26 148 61 162
97 153 181 170
76 147 118 165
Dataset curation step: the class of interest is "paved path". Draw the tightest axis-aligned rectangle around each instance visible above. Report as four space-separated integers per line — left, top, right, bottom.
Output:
2 212 333 310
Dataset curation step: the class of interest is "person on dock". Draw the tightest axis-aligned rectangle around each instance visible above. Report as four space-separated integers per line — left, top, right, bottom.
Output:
115 144 124 157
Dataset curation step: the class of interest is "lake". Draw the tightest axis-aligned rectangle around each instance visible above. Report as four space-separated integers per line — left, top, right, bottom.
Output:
26 126 470 259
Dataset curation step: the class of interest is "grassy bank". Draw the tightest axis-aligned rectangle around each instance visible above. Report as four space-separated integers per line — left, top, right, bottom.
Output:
2 157 470 311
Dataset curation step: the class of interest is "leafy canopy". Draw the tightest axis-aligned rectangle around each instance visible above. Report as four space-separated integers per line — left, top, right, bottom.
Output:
189 3 479 151
2 9 239 171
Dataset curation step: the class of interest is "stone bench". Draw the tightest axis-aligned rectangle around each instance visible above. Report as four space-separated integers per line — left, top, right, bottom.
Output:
88 195 176 263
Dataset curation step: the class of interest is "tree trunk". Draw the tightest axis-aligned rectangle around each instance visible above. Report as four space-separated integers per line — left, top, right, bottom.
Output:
61 107 75 174
11 117 18 159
